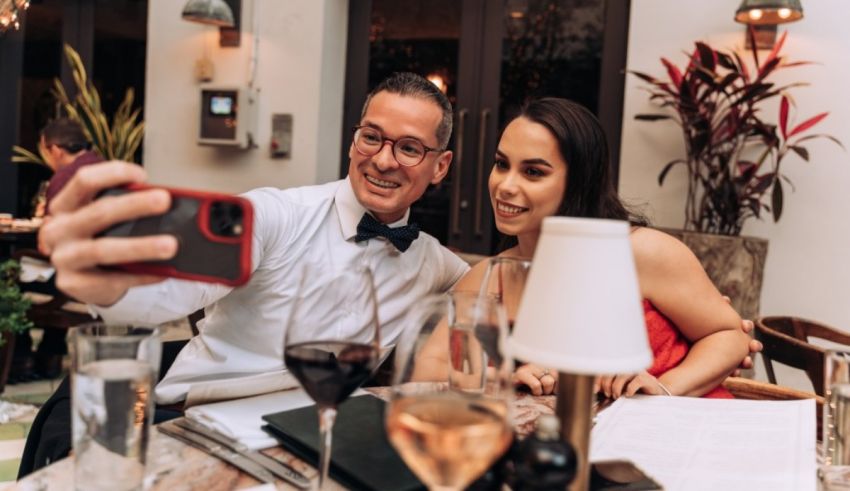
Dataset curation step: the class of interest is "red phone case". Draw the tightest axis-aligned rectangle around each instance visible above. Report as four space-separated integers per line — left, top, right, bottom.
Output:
97 183 254 286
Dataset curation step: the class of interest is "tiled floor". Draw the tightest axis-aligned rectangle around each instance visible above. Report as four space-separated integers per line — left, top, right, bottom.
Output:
0 378 59 486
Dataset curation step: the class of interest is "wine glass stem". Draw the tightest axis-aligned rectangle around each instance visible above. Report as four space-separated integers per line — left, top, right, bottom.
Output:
317 406 338 490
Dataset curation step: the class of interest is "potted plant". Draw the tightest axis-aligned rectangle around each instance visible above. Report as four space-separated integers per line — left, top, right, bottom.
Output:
631 30 841 319
0 259 34 393
12 44 145 166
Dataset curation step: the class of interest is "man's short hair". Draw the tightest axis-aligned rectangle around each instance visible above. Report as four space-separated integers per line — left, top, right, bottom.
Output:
360 72 453 150
41 118 91 154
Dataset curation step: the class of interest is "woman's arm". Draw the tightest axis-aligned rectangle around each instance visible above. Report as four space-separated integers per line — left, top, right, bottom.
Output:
631 228 750 397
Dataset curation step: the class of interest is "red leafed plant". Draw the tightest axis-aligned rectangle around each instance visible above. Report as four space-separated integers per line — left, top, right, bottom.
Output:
632 30 842 236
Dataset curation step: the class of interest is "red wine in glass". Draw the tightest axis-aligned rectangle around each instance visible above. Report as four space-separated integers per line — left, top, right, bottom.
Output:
284 341 379 407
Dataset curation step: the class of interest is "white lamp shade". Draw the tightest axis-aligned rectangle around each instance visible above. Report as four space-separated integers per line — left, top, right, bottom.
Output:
510 216 652 375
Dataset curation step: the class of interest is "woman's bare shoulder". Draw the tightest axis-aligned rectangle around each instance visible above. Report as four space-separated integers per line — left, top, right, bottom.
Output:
630 227 694 267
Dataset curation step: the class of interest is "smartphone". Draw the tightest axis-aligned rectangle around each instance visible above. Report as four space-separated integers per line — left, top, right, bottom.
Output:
590 460 663 490
96 183 254 286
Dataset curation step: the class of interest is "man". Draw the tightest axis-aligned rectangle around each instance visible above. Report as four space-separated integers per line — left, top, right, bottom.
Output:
21 72 469 475
39 118 103 213
11 119 102 382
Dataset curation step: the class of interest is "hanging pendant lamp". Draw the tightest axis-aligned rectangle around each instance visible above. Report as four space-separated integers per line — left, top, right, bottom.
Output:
735 0 803 25
182 0 235 28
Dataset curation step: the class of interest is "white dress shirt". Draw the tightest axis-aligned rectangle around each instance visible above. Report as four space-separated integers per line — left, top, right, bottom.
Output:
94 178 469 404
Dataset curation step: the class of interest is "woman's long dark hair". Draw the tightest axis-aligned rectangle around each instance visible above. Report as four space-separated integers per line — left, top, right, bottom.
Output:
498 97 647 251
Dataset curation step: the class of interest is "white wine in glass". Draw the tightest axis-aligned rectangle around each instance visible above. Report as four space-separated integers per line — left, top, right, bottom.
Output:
387 292 513 491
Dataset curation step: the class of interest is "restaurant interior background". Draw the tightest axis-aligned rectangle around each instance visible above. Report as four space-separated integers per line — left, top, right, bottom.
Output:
1 0 849 393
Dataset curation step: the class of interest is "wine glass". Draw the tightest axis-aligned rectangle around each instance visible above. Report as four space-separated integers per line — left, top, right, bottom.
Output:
283 266 381 489
386 292 514 490
479 256 532 329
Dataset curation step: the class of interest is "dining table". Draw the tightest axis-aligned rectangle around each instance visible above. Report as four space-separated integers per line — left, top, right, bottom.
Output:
9 388 557 491
0 221 40 261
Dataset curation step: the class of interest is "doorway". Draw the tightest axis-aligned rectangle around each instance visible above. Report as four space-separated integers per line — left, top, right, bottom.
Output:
342 0 630 254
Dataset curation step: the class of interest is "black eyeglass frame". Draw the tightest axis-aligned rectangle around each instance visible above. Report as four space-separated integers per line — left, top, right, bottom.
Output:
352 125 445 167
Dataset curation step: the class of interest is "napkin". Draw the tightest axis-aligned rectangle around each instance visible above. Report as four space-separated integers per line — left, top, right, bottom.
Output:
184 387 367 450
18 256 55 283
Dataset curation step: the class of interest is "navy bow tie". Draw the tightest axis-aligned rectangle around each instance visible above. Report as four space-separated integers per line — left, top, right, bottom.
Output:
354 213 420 252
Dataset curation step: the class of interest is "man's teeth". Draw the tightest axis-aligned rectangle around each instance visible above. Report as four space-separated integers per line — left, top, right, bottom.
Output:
498 202 526 214
366 175 400 188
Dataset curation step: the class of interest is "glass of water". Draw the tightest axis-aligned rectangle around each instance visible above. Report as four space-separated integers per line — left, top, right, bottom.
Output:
823 350 850 489
448 291 510 394
72 323 161 491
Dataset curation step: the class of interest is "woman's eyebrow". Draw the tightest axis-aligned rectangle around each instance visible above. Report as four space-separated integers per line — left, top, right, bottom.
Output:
521 158 552 168
495 149 553 168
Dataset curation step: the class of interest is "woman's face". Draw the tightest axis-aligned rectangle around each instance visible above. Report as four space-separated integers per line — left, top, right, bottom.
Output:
489 117 568 239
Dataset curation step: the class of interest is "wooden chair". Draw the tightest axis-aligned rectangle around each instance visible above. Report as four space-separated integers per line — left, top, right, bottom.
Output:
755 316 850 396
723 376 824 439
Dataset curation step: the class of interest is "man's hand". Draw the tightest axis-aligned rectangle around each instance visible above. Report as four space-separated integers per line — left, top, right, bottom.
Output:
39 162 179 307
732 318 762 376
720 296 763 376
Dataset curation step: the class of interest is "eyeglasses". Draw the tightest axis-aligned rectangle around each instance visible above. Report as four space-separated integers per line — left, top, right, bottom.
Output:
352 125 443 167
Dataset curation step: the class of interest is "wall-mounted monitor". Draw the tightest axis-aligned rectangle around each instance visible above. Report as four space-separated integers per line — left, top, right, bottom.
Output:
199 86 256 148
209 95 234 116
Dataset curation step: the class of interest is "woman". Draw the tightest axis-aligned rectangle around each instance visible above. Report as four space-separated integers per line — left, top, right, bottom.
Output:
423 98 750 399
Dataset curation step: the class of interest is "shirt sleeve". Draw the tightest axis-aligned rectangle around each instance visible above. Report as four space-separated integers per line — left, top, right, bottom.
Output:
438 248 471 291
91 279 232 324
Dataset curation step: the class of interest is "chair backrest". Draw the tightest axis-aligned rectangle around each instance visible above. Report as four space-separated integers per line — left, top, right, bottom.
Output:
722 376 824 439
755 316 850 396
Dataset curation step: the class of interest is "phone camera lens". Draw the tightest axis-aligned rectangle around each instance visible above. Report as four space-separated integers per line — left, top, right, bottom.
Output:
209 201 244 237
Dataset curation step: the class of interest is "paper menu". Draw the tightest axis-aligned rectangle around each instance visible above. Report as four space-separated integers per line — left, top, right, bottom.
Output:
590 395 816 491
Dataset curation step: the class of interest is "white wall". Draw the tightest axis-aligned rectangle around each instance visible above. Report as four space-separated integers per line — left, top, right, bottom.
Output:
621 1 850 389
142 0 348 193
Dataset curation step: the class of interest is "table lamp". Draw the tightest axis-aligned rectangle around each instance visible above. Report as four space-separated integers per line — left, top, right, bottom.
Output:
511 217 653 491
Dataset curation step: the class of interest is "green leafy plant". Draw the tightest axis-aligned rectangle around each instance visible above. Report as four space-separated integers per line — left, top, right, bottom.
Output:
12 43 145 166
632 30 842 236
0 259 33 346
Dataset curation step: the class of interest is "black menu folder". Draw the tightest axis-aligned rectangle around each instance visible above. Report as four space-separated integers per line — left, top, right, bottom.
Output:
261 394 425 491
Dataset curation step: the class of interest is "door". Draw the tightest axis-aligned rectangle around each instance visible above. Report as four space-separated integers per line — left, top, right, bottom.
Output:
342 0 630 254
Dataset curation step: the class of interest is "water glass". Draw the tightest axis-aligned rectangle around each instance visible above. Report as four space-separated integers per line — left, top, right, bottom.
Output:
479 256 532 326
448 291 507 393
72 323 161 491
823 350 850 489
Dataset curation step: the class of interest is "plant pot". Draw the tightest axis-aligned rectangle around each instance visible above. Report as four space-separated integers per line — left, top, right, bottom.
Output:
660 229 768 322
0 331 16 394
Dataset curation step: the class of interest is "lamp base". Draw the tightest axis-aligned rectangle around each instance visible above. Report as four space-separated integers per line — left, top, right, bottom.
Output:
556 373 595 491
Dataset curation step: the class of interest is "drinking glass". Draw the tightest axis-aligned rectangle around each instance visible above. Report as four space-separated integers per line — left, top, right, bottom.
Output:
72 323 161 491
823 350 850 488
479 256 532 328
283 266 381 489
387 292 513 490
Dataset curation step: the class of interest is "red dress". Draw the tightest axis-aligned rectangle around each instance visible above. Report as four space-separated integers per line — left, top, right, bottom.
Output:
643 299 733 399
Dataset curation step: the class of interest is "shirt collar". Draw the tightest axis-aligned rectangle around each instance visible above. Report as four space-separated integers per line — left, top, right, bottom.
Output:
335 177 410 240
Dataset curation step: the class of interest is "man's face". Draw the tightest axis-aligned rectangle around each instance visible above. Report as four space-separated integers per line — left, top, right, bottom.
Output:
348 92 452 224
39 136 61 171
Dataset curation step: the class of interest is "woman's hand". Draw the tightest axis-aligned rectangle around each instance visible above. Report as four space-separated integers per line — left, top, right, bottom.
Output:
595 371 670 399
513 363 558 396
